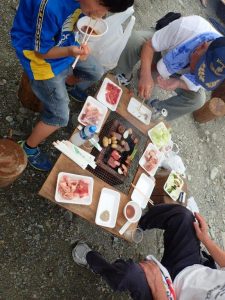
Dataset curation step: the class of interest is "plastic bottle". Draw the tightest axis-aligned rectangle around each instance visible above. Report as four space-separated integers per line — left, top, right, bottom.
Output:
71 125 97 146
151 108 168 122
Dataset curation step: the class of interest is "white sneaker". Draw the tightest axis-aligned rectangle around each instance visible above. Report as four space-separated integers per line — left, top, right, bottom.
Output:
116 73 132 86
72 241 91 268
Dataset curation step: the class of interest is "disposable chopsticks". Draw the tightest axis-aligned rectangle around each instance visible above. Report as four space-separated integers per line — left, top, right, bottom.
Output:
53 140 87 169
131 183 154 206
63 140 96 169
72 18 98 69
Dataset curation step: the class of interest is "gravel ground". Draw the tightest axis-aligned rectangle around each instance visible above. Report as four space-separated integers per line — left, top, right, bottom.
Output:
1 0 225 299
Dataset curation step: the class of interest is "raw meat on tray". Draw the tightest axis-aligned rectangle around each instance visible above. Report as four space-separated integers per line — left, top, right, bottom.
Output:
143 149 159 172
58 175 89 200
80 102 103 126
105 82 121 105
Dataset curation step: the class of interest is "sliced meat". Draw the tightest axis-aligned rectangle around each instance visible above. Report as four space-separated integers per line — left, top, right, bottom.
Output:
105 83 120 105
111 150 121 161
80 103 102 125
58 176 89 200
107 157 120 169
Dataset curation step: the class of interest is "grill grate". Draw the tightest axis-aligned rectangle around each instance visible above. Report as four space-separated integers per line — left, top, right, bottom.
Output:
87 112 148 193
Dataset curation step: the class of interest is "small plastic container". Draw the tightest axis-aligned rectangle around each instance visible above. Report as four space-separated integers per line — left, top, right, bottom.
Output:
148 122 171 149
163 170 184 201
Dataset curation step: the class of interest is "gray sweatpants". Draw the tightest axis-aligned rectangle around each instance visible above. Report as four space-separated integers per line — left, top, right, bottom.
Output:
115 30 206 121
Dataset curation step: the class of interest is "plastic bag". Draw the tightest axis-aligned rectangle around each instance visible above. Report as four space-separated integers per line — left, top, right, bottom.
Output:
88 7 135 72
161 151 186 175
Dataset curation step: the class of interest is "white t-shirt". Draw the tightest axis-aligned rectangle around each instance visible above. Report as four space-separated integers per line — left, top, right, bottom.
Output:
151 15 222 91
174 264 225 300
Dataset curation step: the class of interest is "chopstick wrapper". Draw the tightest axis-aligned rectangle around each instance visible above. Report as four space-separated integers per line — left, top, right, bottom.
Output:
53 140 96 169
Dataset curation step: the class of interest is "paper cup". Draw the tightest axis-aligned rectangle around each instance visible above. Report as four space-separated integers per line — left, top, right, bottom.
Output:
124 201 142 222
77 16 108 42
119 201 142 236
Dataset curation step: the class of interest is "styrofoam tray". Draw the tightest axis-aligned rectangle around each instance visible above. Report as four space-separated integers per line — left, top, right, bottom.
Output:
127 97 152 125
96 78 122 111
148 122 171 149
139 143 164 177
131 173 155 209
95 188 120 228
163 170 184 201
55 172 94 205
78 96 108 133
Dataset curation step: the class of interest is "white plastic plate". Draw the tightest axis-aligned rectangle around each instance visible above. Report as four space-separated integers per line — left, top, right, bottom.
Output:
139 143 164 177
95 188 120 228
131 173 155 209
96 78 122 111
78 96 108 133
163 170 184 201
127 97 152 125
55 172 94 205
148 122 171 149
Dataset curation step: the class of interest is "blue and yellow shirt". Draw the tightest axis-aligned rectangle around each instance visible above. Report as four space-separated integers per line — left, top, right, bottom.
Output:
11 0 82 80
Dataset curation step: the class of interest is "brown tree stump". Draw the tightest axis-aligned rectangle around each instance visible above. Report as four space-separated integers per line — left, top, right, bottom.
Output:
18 72 43 112
0 138 27 188
193 97 225 123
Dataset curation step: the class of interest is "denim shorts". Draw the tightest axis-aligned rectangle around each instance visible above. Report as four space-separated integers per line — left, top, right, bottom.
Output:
30 66 72 127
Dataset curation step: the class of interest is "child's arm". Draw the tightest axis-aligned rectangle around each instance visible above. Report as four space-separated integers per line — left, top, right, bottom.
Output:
35 44 90 60
194 213 225 267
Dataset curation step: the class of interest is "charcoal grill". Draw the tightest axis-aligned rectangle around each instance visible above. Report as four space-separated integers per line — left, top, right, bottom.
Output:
87 112 148 193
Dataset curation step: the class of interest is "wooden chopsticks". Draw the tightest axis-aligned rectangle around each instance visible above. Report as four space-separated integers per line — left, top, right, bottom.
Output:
72 18 98 69
138 98 145 112
131 183 154 206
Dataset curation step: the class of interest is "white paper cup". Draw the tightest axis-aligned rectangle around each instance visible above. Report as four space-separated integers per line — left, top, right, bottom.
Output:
119 201 142 236
124 201 142 222
77 16 108 42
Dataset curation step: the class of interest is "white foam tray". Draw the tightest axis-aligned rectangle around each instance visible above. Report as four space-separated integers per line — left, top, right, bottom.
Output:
55 172 94 205
139 143 164 177
96 78 122 111
78 96 108 133
127 97 152 125
95 188 120 228
131 173 155 209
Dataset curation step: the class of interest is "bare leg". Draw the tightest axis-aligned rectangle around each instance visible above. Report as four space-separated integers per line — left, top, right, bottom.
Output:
26 121 60 147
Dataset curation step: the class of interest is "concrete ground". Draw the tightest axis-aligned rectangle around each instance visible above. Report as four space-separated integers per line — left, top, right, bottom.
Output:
0 0 225 299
